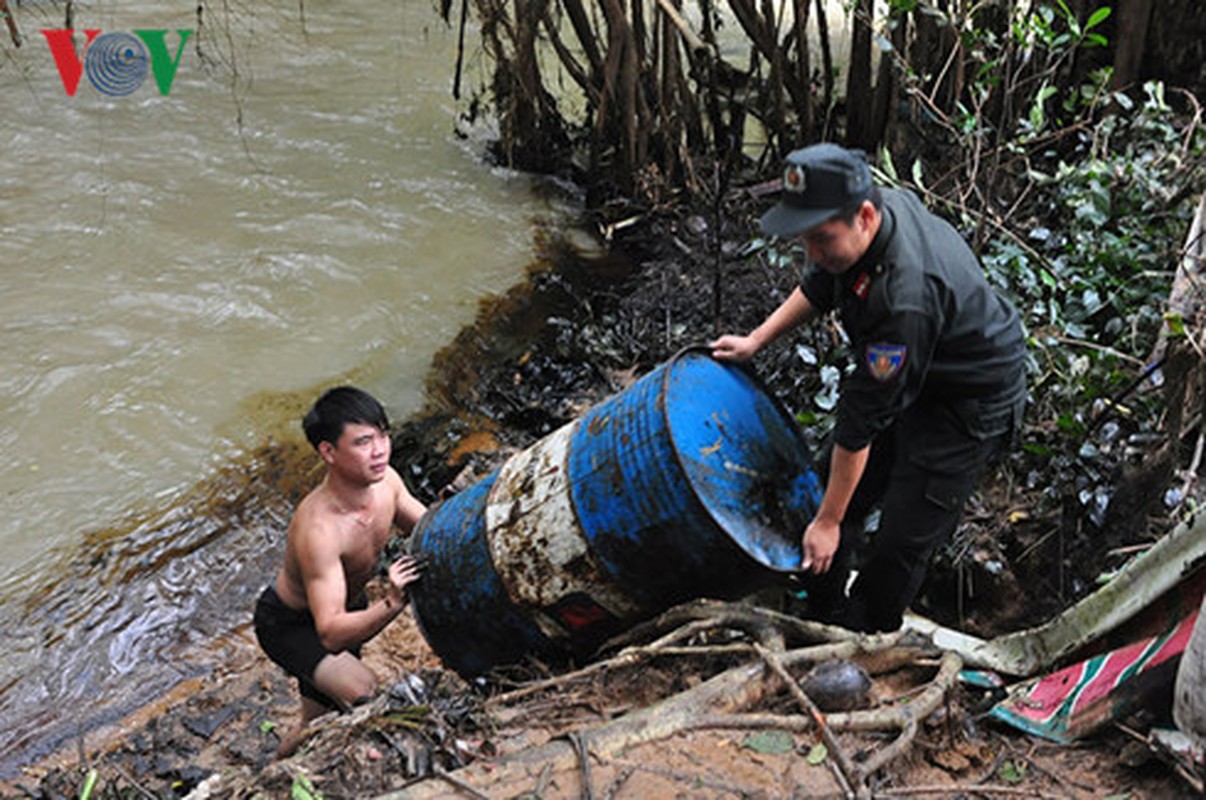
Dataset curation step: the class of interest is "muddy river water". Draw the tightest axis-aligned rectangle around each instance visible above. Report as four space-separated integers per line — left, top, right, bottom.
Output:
0 0 578 775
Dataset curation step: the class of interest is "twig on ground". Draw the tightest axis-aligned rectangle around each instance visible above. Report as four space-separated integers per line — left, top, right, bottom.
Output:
490 599 882 710
0 0 20 46
871 784 1067 798
755 642 860 797
566 730 595 800
431 764 491 800
534 762 554 797
111 765 159 800
486 642 753 708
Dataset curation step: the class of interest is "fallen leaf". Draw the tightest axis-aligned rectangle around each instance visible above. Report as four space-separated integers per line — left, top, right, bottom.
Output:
741 730 794 755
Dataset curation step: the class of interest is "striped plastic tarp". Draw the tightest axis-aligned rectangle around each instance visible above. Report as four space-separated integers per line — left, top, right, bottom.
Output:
989 608 1200 742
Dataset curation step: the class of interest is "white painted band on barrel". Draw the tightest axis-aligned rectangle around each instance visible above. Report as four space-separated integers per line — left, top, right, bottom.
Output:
485 419 643 627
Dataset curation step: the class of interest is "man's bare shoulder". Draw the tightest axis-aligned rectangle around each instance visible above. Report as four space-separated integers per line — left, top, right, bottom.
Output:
381 465 408 493
288 484 343 545
382 465 426 531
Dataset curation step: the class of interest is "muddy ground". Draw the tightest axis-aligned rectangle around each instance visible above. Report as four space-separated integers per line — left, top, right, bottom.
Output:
4 190 1196 798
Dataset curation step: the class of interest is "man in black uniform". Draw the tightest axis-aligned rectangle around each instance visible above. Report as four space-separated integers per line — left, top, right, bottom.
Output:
712 143 1027 633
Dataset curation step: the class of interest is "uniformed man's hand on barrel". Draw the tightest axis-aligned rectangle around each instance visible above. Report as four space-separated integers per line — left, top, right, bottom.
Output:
709 334 760 363
801 517 840 574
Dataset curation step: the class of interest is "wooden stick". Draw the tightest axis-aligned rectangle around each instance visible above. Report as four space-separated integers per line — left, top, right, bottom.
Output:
870 785 1067 798
652 0 712 56
111 765 159 800
755 643 860 797
432 764 492 800
0 0 19 47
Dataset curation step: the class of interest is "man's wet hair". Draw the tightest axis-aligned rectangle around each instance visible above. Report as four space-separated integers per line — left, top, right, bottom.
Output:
302 386 390 449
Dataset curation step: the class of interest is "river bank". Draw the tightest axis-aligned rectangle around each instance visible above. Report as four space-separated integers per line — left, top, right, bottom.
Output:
4 187 1191 798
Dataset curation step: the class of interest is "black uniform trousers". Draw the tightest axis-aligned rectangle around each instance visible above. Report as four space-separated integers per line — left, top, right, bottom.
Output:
804 390 1017 633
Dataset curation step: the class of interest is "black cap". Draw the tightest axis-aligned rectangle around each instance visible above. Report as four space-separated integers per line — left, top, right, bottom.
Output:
759 144 873 237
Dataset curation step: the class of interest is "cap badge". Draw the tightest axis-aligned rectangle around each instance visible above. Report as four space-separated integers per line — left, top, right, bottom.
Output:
784 163 806 194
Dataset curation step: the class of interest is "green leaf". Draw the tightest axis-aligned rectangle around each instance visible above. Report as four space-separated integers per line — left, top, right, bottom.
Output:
999 759 1028 784
1085 7 1112 30
806 742 829 765
911 159 926 191
259 720 277 734
739 237 767 256
292 774 323 800
741 730 795 754
1029 103 1046 132
1056 412 1085 435
877 145 898 182
79 769 99 800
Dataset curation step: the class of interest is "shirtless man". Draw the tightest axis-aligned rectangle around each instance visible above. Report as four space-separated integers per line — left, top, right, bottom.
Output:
253 385 426 751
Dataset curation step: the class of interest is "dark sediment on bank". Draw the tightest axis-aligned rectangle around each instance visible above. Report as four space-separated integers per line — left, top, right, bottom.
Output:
392 195 805 497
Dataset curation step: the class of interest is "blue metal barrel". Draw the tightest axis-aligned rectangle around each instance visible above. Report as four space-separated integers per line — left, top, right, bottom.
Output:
406 475 559 677
408 350 823 677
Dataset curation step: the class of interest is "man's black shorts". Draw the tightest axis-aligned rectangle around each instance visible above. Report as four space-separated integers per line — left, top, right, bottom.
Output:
253 585 363 710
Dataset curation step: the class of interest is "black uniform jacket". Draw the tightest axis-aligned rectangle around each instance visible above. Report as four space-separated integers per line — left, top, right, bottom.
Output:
800 188 1027 473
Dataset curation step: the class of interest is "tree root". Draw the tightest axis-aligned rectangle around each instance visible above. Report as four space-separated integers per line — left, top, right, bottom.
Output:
386 600 960 799
602 597 860 652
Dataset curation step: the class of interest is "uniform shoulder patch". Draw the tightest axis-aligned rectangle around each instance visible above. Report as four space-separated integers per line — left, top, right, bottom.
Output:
852 272 872 299
866 343 907 382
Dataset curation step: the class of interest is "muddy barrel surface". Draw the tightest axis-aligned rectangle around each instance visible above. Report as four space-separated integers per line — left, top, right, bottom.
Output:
408 350 823 677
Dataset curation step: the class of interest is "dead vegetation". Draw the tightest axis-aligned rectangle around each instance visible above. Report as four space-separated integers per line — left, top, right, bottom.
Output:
163 602 992 798
47 595 1171 799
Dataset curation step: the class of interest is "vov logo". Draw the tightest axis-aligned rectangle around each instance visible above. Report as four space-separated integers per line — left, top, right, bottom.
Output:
42 29 193 97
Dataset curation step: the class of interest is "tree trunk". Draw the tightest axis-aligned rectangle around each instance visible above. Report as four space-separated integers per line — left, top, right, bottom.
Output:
869 7 904 149
844 0 873 147
1111 0 1153 90
1140 0 1206 91
791 0 813 142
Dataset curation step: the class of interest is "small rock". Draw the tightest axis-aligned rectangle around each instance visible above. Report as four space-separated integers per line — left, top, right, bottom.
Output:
800 659 873 712
1118 740 1152 768
930 747 972 774
683 215 708 236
